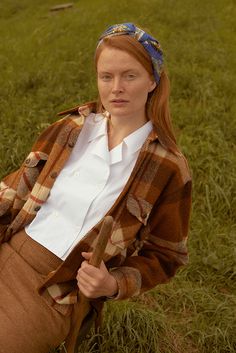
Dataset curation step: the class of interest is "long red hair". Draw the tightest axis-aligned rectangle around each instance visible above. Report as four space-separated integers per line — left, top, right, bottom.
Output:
94 35 179 154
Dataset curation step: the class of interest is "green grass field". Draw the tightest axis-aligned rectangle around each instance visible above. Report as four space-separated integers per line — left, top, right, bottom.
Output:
0 0 235 352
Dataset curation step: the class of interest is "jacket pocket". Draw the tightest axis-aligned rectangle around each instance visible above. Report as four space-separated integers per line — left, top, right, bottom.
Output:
126 193 153 226
24 151 48 167
110 194 153 250
16 152 49 200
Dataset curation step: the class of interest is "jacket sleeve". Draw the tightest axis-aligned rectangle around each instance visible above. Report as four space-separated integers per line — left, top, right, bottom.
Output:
0 103 93 241
109 177 192 300
0 168 24 239
0 118 66 241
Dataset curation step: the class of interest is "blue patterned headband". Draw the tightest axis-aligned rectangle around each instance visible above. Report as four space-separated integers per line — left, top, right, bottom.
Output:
98 23 164 84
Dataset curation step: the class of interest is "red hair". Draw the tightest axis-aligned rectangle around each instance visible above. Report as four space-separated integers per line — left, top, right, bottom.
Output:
94 35 179 154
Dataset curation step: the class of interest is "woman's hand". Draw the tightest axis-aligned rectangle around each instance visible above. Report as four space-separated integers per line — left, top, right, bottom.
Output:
76 252 118 299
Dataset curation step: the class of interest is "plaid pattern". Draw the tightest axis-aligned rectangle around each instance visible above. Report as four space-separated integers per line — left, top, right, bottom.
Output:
0 103 192 305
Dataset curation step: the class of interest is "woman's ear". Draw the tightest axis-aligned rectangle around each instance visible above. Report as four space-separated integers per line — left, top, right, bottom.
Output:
149 80 157 92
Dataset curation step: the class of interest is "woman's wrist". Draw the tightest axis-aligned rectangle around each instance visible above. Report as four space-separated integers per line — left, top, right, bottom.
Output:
106 273 118 297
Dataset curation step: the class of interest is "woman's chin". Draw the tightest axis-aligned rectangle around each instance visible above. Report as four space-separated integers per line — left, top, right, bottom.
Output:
108 106 131 118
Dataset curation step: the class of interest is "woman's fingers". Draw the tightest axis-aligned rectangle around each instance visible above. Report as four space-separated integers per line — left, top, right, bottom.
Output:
76 253 118 298
77 262 106 289
81 251 92 260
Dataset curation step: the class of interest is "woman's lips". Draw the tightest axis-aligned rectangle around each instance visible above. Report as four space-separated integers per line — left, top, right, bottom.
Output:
110 99 129 104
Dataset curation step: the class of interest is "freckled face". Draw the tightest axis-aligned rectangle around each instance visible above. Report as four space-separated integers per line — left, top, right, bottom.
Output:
97 47 156 122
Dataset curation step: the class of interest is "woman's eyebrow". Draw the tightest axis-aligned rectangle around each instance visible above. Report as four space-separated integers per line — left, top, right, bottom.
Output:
98 71 111 74
98 69 137 74
122 69 138 73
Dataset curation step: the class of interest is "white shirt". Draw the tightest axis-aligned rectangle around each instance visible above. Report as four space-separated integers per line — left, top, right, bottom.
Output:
25 113 153 260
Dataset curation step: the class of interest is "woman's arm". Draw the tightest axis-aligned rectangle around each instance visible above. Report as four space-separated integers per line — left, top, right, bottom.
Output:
0 117 67 241
109 179 192 300
76 177 192 300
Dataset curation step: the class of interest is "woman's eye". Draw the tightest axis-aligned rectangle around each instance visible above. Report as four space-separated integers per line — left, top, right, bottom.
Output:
125 74 136 80
100 75 112 81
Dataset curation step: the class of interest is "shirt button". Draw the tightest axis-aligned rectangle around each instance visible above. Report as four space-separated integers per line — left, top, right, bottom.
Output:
34 206 41 212
50 171 58 179
25 158 31 164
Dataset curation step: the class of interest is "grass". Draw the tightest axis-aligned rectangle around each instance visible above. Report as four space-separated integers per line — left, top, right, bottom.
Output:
0 0 236 352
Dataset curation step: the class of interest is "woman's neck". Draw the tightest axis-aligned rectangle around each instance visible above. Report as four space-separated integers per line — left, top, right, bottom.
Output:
107 114 148 150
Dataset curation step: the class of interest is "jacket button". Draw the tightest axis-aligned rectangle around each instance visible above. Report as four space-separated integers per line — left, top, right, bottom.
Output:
68 141 75 148
6 227 13 236
34 206 41 212
25 158 31 164
50 171 58 179
141 212 147 219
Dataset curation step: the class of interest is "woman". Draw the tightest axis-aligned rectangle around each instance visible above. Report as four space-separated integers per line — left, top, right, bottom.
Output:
0 23 192 352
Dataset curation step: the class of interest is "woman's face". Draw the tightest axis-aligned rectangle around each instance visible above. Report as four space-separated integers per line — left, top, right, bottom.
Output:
97 47 156 122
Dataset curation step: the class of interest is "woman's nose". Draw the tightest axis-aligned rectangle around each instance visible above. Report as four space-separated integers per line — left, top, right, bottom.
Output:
111 77 124 93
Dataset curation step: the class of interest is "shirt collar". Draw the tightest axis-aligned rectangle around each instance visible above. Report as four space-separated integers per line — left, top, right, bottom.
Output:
110 120 153 165
87 114 107 142
123 120 153 155
87 114 153 164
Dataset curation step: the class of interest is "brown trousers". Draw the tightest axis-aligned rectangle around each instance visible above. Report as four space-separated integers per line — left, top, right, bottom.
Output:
0 229 72 353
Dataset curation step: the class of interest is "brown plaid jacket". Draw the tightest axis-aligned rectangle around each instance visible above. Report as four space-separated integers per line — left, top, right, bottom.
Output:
0 103 192 310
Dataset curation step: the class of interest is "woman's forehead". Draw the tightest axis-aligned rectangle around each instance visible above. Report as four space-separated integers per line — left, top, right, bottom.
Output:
97 47 144 71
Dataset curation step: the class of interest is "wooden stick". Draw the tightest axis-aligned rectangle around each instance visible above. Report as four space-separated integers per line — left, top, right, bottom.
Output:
65 215 114 353
88 215 113 267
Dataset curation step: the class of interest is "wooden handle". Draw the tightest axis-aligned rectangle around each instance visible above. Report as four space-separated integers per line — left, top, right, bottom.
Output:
89 215 113 267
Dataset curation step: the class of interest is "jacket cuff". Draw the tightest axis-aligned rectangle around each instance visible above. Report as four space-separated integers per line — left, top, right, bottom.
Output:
109 266 142 300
